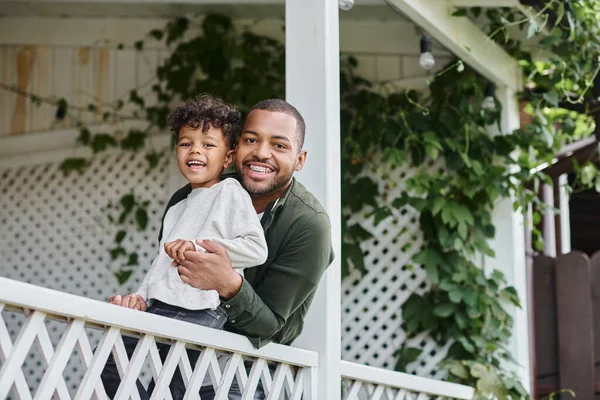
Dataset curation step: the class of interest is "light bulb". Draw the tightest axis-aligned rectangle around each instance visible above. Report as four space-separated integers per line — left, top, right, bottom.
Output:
481 96 496 110
419 35 435 70
419 52 435 70
481 83 496 110
339 0 354 11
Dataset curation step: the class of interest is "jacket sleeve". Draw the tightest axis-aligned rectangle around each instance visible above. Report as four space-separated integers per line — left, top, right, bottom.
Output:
220 212 332 347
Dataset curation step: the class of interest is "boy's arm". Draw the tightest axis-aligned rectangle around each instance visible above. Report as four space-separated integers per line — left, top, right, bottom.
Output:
221 212 332 347
196 182 268 269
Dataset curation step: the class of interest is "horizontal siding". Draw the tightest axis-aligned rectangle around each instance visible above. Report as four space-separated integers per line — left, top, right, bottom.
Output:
0 45 164 136
0 17 450 136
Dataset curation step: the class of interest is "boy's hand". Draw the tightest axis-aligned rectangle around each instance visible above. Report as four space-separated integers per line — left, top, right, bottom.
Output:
164 239 196 262
109 294 147 311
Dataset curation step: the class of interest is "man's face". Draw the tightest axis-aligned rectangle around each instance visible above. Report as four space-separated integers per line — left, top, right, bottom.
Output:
235 110 306 195
176 125 233 189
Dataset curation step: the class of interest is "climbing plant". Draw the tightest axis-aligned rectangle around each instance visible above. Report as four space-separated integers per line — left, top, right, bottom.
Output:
4 3 600 398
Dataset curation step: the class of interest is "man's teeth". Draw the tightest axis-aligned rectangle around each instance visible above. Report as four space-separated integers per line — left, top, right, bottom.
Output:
249 165 273 174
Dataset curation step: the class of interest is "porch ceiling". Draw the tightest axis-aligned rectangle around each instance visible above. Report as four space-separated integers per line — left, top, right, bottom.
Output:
0 0 410 21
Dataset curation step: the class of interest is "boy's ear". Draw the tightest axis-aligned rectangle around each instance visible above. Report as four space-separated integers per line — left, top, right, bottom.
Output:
224 150 235 169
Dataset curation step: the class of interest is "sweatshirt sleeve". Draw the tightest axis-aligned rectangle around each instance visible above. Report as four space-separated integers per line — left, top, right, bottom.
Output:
197 180 268 269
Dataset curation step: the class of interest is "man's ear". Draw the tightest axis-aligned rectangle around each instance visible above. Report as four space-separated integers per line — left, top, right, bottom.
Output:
224 150 235 169
295 150 307 171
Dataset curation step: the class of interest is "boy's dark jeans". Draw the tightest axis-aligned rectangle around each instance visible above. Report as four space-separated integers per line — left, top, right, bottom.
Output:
100 300 228 399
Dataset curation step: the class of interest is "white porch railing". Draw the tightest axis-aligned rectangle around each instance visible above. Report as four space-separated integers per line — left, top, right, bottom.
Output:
0 277 317 399
0 277 475 399
341 361 475 400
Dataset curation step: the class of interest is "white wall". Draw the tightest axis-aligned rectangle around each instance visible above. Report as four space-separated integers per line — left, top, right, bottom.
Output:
0 16 452 136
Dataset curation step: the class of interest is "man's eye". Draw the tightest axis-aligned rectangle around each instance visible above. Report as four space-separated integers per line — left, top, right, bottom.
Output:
275 143 287 149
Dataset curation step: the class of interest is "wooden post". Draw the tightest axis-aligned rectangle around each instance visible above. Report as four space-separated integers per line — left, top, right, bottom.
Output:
590 251 600 393
532 255 559 396
555 251 595 400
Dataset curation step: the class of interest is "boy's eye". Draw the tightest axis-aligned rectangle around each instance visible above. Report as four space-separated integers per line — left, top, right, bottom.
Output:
246 138 257 144
204 143 216 148
179 142 190 147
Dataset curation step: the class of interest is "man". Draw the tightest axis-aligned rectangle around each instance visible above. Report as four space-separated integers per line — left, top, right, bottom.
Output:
115 99 334 398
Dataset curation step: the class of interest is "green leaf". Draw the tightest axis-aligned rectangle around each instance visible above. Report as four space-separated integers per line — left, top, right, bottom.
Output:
426 263 439 284
126 252 139 266
134 40 144 51
539 35 561 48
91 134 118 154
342 243 366 276
120 194 135 213
500 286 521 307
433 303 455 318
449 290 463 303
59 158 87 175
135 207 149 230
149 29 164 41
114 270 133 285
146 151 162 170
55 98 68 120
449 361 470 379
115 230 126 244
121 130 147 151
372 206 392 226
452 9 467 17
542 90 559 107
431 197 445 215
110 247 127 260
76 128 91 146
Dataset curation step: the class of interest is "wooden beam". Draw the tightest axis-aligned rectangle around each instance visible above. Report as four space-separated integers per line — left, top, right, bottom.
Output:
384 0 522 91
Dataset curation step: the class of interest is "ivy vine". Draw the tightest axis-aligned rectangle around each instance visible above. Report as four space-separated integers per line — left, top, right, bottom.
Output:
5 4 600 398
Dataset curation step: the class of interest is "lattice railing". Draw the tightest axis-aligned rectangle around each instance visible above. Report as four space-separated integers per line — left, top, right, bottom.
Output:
0 277 317 399
341 361 474 400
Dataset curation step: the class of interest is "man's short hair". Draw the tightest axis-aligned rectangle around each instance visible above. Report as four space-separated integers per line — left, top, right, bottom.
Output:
168 94 241 148
249 99 306 150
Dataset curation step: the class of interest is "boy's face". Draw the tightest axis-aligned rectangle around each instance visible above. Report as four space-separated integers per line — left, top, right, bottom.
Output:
176 124 234 189
235 110 306 195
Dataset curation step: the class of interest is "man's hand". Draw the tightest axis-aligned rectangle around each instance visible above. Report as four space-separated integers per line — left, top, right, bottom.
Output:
173 239 243 300
109 294 147 311
164 239 196 262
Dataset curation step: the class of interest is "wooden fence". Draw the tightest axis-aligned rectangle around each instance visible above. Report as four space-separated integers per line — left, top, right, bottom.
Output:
533 251 600 400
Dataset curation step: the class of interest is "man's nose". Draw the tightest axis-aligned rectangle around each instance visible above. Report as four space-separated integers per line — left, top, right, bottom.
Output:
253 143 271 159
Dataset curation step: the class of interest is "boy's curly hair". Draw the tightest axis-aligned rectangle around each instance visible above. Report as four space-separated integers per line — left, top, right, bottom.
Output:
168 95 241 148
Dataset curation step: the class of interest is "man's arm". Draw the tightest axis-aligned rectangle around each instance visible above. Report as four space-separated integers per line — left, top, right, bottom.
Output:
220 212 332 343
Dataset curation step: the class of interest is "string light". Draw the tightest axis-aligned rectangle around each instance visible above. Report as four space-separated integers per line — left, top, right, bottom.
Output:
482 82 496 110
419 35 435 70
339 0 354 11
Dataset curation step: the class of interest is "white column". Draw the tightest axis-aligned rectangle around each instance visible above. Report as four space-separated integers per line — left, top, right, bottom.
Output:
558 174 571 254
285 0 342 399
484 86 531 394
541 183 557 257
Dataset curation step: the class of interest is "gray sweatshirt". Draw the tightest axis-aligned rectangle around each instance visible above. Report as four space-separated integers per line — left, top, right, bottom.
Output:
137 178 268 310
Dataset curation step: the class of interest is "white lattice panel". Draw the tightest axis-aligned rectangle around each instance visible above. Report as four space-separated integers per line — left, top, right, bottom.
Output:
341 160 449 379
0 147 170 394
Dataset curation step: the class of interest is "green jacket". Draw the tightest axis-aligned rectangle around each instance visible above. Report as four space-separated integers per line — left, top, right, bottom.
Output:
159 177 334 348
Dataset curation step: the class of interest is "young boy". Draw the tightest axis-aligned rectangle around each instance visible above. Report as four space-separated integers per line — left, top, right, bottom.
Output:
102 95 268 397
